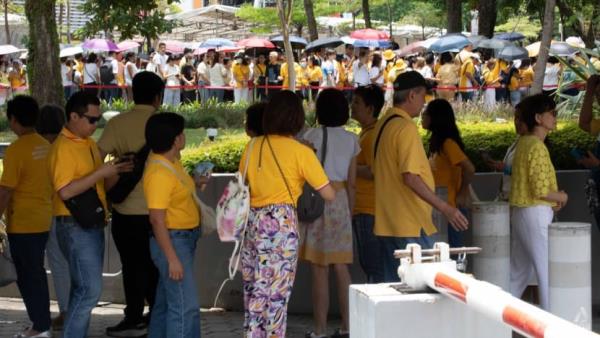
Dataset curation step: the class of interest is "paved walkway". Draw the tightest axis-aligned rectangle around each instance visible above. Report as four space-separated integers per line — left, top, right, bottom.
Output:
0 297 338 338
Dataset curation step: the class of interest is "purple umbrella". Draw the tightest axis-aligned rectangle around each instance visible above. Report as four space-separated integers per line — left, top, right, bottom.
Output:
82 39 119 52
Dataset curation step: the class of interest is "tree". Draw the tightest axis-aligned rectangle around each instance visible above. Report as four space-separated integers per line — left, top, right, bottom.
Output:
477 0 496 37
304 0 318 41
79 0 180 52
399 2 444 39
446 0 462 33
3 0 9 44
277 0 296 90
24 0 63 106
532 0 556 94
555 0 598 47
495 15 542 40
362 0 371 28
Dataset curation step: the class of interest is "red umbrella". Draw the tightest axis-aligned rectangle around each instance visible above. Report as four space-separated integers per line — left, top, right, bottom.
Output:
236 38 275 49
350 29 390 41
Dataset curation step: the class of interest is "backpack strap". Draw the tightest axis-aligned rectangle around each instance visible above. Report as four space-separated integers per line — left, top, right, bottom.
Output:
374 114 402 158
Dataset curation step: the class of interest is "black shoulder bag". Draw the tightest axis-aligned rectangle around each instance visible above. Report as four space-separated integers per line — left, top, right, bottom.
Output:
297 127 328 222
374 114 402 158
63 148 107 229
107 145 151 203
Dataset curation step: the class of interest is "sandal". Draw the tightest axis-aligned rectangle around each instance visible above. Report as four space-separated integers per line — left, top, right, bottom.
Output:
305 331 327 338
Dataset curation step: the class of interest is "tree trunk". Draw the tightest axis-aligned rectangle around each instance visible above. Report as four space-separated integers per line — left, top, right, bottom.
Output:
362 0 371 28
477 0 496 38
531 0 556 95
58 1 63 41
25 0 63 106
4 0 10 44
556 0 596 47
66 0 71 43
303 0 318 41
446 0 462 33
277 0 295 91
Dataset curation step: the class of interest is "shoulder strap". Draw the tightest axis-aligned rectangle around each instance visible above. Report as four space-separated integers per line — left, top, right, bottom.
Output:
265 136 295 207
374 115 402 158
241 138 256 183
149 158 201 206
320 126 327 165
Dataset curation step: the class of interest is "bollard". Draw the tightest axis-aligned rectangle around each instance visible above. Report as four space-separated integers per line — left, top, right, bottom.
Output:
471 201 510 290
432 187 448 243
549 222 592 329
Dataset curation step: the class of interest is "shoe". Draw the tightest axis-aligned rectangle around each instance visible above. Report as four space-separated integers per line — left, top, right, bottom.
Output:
13 328 52 338
106 319 147 337
330 328 349 338
51 313 65 331
305 331 327 338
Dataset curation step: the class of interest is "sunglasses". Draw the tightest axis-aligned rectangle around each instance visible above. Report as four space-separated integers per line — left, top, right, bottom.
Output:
82 114 102 124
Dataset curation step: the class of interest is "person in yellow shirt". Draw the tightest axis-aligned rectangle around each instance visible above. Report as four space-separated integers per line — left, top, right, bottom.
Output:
493 58 510 102
350 85 385 283
306 56 322 101
458 53 476 101
253 54 267 101
507 60 523 107
0 96 52 337
435 52 458 102
48 91 130 337
374 71 468 282
509 94 567 311
8 60 26 94
518 59 534 97
238 91 335 337
280 56 303 95
143 112 206 338
421 99 475 248
482 58 500 109
232 52 250 103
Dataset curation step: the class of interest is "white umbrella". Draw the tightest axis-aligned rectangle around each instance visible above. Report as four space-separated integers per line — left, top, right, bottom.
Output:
0 44 20 55
340 36 356 45
60 46 84 57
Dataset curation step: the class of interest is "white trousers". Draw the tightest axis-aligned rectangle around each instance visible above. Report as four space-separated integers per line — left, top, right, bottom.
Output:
484 88 496 111
234 87 249 104
510 205 553 310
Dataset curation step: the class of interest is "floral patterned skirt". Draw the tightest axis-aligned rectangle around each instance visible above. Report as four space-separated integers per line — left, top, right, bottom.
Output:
299 188 353 266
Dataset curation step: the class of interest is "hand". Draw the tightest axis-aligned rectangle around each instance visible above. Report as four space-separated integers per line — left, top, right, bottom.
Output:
194 174 210 190
442 204 469 231
456 189 472 209
485 159 503 171
168 257 184 281
98 160 134 178
577 151 600 169
556 190 568 205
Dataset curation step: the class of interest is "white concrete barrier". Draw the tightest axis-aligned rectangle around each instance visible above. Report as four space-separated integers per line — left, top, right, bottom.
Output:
549 222 592 329
471 201 510 290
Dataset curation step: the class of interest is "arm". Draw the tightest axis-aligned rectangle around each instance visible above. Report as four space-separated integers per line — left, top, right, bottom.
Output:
455 158 476 208
579 75 599 133
318 184 336 201
403 172 468 231
346 157 357 213
57 161 130 200
0 186 13 216
149 209 183 280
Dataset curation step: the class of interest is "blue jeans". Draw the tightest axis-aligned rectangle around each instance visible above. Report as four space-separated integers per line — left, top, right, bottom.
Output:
352 214 383 283
198 81 209 104
510 90 521 107
46 218 70 313
460 91 474 101
163 88 181 106
55 217 105 338
149 228 200 338
378 230 434 282
447 208 469 249
209 89 224 102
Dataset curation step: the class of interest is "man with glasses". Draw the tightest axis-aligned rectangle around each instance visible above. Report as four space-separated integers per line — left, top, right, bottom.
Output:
48 91 131 338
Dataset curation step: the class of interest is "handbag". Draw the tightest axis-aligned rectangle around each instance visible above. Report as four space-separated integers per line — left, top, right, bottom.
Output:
216 138 255 242
62 149 106 229
107 145 151 203
296 127 328 222
0 221 17 287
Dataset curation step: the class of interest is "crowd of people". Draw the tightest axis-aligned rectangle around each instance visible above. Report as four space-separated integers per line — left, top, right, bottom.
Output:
3 50 600 338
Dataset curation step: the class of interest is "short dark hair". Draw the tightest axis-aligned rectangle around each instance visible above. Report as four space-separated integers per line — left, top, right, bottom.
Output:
316 88 349 127
440 52 453 65
132 71 165 105
86 53 97 64
65 91 101 121
263 91 305 136
7 95 39 127
36 104 65 135
245 102 266 136
354 85 385 118
516 94 557 132
145 112 185 154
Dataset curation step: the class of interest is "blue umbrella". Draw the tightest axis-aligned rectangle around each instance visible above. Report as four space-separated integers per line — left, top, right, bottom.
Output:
353 39 391 48
429 34 470 53
199 38 235 49
495 32 525 41
270 35 308 49
497 45 529 61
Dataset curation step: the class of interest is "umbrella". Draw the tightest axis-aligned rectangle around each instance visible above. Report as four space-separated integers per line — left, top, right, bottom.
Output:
117 40 140 52
468 35 486 48
305 36 344 52
340 36 356 45
199 38 235 49
237 38 275 49
161 40 185 54
353 39 391 48
497 45 529 61
565 36 585 48
476 38 511 50
82 38 119 52
270 35 307 49
495 32 525 41
429 34 470 53
350 28 390 41
59 46 83 57
398 40 428 56
549 42 577 56
0 44 20 55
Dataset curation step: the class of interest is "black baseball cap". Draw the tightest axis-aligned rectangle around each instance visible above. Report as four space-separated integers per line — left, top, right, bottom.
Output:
393 71 428 91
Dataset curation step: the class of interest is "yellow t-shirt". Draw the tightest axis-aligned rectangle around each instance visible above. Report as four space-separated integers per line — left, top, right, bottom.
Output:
509 135 557 207
337 62 347 88
280 62 303 90
239 135 329 208
232 62 250 88
253 64 266 84
437 64 458 86
48 128 107 216
459 59 475 91
373 108 437 237
354 126 376 215
519 67 534 88
8 69 25 88
307 65 323 83
143 153 200 229
97 104 156 215
492 59 509 85
430 139 467 208
0 133 52 233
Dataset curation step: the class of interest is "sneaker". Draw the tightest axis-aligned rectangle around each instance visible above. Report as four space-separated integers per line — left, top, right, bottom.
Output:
330 328 349 338
14 328 52 338
105 319 147 338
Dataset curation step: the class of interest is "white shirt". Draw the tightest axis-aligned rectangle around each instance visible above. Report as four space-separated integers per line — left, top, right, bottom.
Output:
543 64 561 88
164 64 180 87
124 61 138 85
61 64 72 86
352 60 370 86
418 65 433 79
196 62 208 82
106 57 119 84
302 127 360 181
83 63 98 84
208 63 225 86
369 66 384 85
152 53 168 75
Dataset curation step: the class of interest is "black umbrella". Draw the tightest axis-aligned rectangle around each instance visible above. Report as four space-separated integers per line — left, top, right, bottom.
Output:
497 45 529 61
495 32 525 41
270 35 308 49
305 36 344 52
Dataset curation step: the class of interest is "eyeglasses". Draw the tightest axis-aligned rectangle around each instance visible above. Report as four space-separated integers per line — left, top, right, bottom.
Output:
82 114 102 124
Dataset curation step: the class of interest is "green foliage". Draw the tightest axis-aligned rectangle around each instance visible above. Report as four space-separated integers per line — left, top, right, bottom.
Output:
555 48 599 118
181 134 249 173
494 16 542 41
397 1 444 36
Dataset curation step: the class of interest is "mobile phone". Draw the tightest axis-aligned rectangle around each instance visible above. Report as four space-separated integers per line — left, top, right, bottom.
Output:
570 148 585 161
194 161 214 177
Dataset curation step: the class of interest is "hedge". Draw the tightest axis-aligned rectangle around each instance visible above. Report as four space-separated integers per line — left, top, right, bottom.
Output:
180 122 597 173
